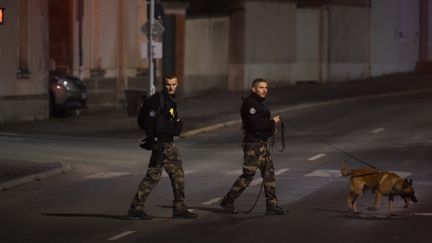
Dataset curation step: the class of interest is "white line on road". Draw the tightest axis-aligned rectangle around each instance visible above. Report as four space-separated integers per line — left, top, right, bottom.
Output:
202 197 223 205
162 169 195 178
415 213 432 216
222 169 243 176
370 127 386 134
107 231 136 241
250 168 290 186
305 170 412 178
275 168 290 175
308 153 326 161
0 132 19 136
305 170 341 177
85 172 130 179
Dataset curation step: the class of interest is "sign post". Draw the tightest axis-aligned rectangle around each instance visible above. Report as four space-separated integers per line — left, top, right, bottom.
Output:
149 0 155 95
141 1 165 95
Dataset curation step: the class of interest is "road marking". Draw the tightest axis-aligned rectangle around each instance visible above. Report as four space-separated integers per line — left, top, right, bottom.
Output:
308 153 326 161
202 197 223 205
107 231 136 241
0 132 19 136
85 172 130 179
162 169 195 178
305 170 412 178
250 168 290 186
222 169 243 176
275 168 290 175
370 128 386 134
415 213 432 216
305 170 341 177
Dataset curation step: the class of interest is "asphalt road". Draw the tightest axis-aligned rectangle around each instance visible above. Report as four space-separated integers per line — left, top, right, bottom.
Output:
0 92 431 243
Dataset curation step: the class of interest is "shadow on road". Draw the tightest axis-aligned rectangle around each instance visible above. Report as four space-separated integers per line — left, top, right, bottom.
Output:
41 213 171 220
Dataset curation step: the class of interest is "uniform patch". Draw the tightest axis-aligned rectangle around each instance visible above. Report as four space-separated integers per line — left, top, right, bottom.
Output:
249 108 256 114
149 110 156 117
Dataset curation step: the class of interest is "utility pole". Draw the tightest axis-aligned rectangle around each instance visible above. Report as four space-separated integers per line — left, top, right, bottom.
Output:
148 0 155 95
77 0 84 80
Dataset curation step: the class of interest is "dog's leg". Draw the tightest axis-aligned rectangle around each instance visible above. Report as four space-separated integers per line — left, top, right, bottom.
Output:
403 198 409 209
388 195 396 216
372 192 382 211
348 191 361 214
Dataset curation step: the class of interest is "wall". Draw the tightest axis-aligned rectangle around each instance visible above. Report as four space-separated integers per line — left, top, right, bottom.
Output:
370 0 420 76
295 8 320 82
242 1 297 89
183 16 229 96
0 0 49 122
75 0 147 109
429 0 432 59
328 5 370 81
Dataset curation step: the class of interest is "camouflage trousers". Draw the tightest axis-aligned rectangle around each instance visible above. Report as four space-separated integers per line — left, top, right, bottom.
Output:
225 142 278 208
130 143 186 211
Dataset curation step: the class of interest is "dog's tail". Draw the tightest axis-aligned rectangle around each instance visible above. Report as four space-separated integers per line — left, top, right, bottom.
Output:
340 161 351 177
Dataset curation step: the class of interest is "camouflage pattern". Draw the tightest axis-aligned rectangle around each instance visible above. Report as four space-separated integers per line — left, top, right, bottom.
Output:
130 143 186 211
225 142 278 208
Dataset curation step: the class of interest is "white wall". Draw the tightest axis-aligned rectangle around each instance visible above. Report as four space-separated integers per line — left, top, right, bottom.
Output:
328 5 370 81
243 1 297 89
295 8 320 82
370 0 420 76
183 16 229 96
0 0 49 122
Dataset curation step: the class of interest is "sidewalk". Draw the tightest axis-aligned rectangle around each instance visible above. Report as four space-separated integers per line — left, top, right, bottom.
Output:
1 72 432 189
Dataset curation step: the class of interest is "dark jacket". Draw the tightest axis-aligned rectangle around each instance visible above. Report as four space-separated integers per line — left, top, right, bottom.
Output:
241 92 275 143
144 90 183 143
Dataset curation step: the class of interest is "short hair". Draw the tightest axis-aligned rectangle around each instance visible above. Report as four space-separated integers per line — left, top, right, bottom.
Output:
163 74 177 83
251 78 267 87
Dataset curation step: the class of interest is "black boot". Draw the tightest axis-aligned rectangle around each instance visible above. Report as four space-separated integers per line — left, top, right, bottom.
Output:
173 208 199 219
220 196 238 214
127 208 153 220
266 205 288 215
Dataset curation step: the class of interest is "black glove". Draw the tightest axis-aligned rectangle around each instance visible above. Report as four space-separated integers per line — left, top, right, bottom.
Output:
140 137 158 150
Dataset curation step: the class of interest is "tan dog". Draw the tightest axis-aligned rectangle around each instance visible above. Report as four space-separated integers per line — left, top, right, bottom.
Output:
340 161 417 215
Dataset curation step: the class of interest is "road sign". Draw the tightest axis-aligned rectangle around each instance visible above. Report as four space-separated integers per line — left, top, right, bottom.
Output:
140 20 165 40
141 42 163 59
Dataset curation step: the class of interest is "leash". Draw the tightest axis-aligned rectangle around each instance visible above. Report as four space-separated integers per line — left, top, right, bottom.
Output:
244 120 285 214
284 119 380 171
271 120 286 153
243 118 380 214
242 148 269 214
244 121 282 214
243 179 265 214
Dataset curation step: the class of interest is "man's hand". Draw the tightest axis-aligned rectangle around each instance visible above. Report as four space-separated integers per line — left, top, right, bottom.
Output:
272 115 281 124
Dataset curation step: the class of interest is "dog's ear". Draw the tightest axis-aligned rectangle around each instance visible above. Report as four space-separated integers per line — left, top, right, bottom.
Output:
409 178 413 185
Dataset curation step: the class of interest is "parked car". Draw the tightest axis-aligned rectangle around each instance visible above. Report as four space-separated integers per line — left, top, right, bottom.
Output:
49 71 88 116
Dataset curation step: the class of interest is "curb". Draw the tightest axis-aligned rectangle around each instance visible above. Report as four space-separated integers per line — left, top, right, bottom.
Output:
0 163 72 191
180 89 432 138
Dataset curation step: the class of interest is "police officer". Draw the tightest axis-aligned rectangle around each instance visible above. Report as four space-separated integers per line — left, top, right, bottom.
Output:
128 74 198 220
220 78 287 215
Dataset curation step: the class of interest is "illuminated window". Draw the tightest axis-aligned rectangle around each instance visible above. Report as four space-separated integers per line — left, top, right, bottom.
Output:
0 8 5 24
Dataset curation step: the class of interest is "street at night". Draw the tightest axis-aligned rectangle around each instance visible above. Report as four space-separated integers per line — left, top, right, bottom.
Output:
1 88 432 242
